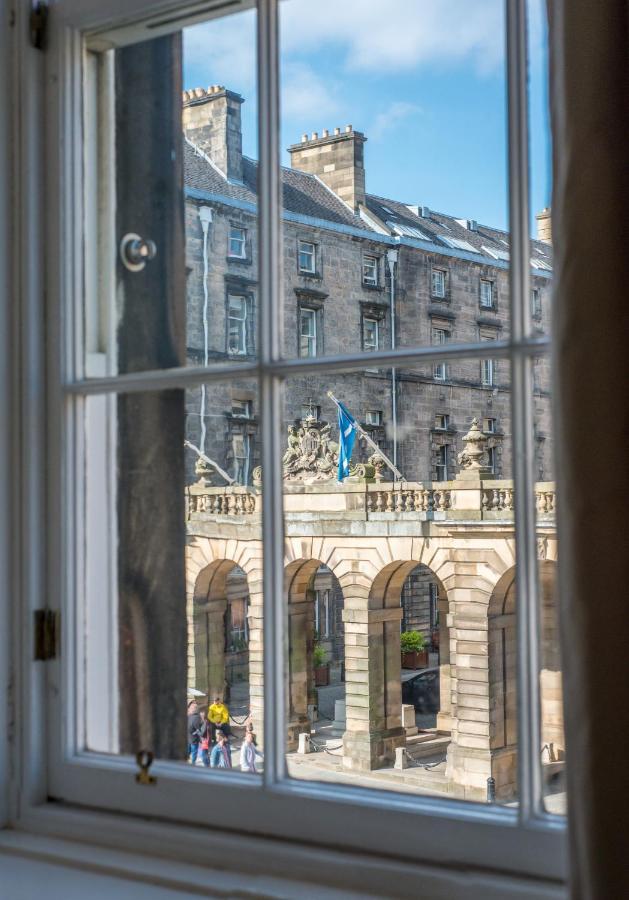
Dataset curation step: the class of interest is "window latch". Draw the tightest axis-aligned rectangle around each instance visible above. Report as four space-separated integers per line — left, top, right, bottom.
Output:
120 233 157 272
30 2 48 51
34 609 59 660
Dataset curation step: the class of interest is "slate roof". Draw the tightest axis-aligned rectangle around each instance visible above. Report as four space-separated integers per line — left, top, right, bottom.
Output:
184 140 552 266
184 142 373 232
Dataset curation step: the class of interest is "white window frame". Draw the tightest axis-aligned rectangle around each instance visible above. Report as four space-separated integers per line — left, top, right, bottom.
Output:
227 294 248 355
484 416 497 434
362 255 378 286
531 287 542 319
431 268 446 298
480 278 495 308
435 444 449 481
365 409 383 426
228 224 247 259
299 306 317 358
232 399 252 418
434 413 449 430
298 239 316 274
432 327 448 380
232 431 251 486
15 0 564 890
486 445 496 475
363 316 379 351
481 357 495 386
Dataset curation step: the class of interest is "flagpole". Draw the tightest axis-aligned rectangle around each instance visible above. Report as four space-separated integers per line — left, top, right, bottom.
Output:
326 391 405 482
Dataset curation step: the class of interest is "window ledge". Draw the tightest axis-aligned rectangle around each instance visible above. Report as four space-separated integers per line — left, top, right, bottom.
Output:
0 811 567 900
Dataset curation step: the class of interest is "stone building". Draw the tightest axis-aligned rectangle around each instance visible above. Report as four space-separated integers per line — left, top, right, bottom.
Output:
181 84 553 688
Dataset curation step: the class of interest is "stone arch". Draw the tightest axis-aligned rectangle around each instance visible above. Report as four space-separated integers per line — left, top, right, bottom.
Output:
284 557 345 749
487 566 517 798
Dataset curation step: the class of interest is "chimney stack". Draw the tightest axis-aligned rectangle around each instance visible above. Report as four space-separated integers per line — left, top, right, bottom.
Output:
182 86 244 183
287 126 367 213
535 207 552 242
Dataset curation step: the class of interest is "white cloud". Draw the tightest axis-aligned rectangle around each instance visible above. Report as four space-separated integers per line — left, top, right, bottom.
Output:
281 62 341 121
183 8 257 94
280 0 504 75
370 101 422 141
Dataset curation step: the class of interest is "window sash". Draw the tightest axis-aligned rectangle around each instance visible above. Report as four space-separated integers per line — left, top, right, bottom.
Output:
228 296 247 354
298 241 315 273
32 0 560 881
480 279 494 307
228 226 246 258
299 307 317 357
431 269 446 297
363 317 379 351
363 256 378 285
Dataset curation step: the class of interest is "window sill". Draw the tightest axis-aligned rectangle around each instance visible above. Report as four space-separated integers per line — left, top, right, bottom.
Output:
2 805 567 900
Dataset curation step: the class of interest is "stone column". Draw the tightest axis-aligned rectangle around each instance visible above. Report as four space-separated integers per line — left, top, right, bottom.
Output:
286 595 313 749
247 588 264 745
342 601 405 771
436 596 453 733
193 597 227 701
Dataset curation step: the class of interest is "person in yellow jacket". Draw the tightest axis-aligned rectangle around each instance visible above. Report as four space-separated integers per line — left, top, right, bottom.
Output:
208 697 231 740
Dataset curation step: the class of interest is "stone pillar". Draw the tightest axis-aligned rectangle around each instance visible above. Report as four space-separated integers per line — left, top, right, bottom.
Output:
193 597 227 701
445 587 494 802
286 595 313 749
247 588 264 745
436 595 453 733
342 602 405 771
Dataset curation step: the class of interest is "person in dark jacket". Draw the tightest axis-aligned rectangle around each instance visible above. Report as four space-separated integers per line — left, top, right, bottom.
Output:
187 703 202 765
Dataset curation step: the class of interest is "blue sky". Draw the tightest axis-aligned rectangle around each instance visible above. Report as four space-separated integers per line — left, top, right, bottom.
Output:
183 0 551 233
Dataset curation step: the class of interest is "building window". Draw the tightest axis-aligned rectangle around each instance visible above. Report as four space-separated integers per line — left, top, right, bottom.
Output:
228 225 246 259
298 240 316 274
363 316 380 352
232 399 252 418
299 307 318 357
483 417 496 434
363 255 378 286
431 268 446 298
227 295 248 355
435 444 449 481
531 288 542 319
232 432 251 485
314 589 330 638
365 409 383 426
486 445 496 475
432 327 449 380
480 278 495 308
481 358 495 386
434 413 449 430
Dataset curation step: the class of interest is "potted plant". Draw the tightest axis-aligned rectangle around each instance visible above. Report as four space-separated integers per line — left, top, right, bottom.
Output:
400 630 428 669
313 642 330 686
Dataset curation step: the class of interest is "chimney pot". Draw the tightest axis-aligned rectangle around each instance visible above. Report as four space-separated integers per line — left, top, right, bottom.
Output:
334 127 341 135
536 207 552 242
311 132 318 140
345 124 352 133
301 133 308 142
322 128 329 137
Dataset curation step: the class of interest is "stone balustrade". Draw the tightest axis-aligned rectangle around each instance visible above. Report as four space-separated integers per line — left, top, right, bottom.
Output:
187 478 556 523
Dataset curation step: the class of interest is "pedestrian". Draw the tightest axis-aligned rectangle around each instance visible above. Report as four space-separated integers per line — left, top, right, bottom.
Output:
239 730 263 773
187 702 202 765
208 696 231 740
198 709 211 767
210 731 232 769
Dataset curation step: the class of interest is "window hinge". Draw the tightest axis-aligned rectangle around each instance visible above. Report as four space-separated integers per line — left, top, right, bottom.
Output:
29 2 48 51
34 609 59 660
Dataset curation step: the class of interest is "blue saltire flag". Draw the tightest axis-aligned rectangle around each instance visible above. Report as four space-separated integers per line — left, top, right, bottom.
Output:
337 400 357 482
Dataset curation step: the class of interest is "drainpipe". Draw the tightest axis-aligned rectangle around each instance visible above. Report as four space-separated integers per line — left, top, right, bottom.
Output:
386 248 399 474
198 205 213 453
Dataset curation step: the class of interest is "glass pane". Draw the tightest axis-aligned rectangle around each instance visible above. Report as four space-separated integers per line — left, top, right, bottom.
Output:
83 4 259 377
532 356 565 814
83 379 262 779
278 0 515 361
280 363 527 804
528 0 553 338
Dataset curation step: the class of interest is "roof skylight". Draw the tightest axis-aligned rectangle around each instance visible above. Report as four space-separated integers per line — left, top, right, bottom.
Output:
439 235 479 253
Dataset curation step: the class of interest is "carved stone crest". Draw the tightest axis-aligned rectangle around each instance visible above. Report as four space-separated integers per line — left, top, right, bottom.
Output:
283 413 339 483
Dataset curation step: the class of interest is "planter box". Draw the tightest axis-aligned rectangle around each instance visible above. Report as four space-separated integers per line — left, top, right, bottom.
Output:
314 664 330 686
401 649 429 670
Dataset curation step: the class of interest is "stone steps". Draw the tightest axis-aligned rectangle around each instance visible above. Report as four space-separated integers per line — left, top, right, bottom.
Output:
405 734 451 760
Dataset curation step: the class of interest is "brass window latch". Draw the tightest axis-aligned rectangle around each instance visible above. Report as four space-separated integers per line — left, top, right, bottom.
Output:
135 750 156 785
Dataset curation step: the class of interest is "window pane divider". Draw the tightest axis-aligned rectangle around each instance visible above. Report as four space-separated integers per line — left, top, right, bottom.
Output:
62 335 551 397
506 0 543 823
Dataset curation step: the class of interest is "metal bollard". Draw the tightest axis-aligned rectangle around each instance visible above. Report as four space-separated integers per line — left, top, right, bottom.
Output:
486 776 496 803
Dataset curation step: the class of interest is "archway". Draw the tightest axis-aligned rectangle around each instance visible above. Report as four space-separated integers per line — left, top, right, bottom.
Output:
487 561 562 799
284 558 345 750
400 564 451 733
192 559 251 717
